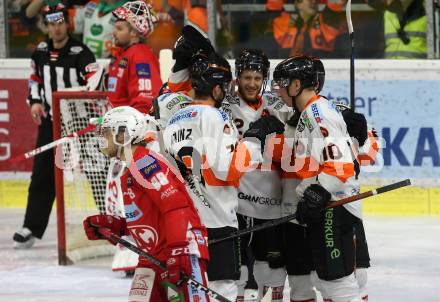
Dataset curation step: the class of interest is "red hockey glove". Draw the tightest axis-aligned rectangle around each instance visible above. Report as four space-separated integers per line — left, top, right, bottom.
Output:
83 215 127 245
166 247 192 285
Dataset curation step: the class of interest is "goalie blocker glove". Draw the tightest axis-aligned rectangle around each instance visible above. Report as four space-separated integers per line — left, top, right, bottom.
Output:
243 115 285 153
295 184 331 225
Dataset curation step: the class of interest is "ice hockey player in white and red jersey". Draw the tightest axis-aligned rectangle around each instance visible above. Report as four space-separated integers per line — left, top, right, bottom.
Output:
313 57 378 302
271 55 364 302
221 48 293 302
268 56 378 302
83 106 210 302
163 52 284 301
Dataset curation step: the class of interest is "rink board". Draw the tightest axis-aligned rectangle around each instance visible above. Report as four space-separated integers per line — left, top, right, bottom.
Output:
1 179 439 216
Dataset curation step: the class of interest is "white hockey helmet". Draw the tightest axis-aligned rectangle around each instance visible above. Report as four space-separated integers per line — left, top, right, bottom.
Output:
154 92 192 128
100 106 148 146
112 0 157 38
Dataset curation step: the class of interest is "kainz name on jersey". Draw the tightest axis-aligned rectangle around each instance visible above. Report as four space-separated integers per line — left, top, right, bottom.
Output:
172 128 192 144
238 192 281 206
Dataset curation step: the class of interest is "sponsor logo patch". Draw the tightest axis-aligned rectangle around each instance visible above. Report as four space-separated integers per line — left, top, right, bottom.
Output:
136 155 160 179
135 63 151 78
311 103 322 123
69 46 83 54
124 202 143 222
119 57 128 68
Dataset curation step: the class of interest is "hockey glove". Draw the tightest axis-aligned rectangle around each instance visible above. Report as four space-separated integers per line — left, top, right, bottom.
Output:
166 247 193 285
243 115 285 153
342 110 368 147
83 215 127 245
295 184 331 225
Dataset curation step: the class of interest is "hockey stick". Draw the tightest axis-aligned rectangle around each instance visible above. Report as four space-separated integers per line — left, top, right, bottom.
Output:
97 228 233 302
209 179 411 245
346 0 355 110
9 118 102 163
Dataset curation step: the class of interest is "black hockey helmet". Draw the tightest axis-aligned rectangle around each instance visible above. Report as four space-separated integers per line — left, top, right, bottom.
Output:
235 48 270 79
272 55 317 93
42 3 69 24
190 52 232 106
311 56 325 93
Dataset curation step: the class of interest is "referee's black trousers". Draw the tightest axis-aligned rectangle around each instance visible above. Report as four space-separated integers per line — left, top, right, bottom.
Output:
23 117 56 239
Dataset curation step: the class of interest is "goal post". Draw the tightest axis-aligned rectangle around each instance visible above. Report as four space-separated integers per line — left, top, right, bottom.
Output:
52 91 112 265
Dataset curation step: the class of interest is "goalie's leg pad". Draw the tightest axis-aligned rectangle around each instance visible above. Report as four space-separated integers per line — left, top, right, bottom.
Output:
128 267 167 302
288 275 316 302
311 271 361 302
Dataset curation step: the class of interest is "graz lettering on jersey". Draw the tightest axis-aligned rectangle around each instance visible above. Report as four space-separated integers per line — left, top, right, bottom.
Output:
172 128 192 144
273 101 284 111
238 192 281 206
125 202 143 222
169 109 198 125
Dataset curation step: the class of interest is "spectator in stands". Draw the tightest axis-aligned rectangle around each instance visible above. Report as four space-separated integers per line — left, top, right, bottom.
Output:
272 0 349 58
13 3 97 249
365 0 426 59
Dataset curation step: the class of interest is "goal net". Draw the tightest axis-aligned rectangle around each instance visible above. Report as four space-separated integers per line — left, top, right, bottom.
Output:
52 91 115 265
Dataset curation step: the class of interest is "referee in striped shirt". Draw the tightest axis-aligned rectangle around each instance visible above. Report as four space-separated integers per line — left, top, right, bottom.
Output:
13 3 98 249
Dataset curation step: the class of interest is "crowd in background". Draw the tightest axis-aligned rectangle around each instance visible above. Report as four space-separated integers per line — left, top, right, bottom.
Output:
5 0 434 59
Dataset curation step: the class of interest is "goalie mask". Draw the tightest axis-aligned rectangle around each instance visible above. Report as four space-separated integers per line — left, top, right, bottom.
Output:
112 0 157 38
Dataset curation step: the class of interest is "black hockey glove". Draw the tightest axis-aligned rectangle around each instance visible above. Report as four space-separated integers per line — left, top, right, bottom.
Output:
172 25 215 72
342 110 368 147
295 184 331 225
243 115 285 153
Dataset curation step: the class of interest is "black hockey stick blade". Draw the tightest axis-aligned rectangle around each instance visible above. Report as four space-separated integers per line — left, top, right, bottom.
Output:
97 228 233 302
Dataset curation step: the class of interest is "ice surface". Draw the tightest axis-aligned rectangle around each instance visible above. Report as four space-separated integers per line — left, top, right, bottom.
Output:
1 209 439 302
